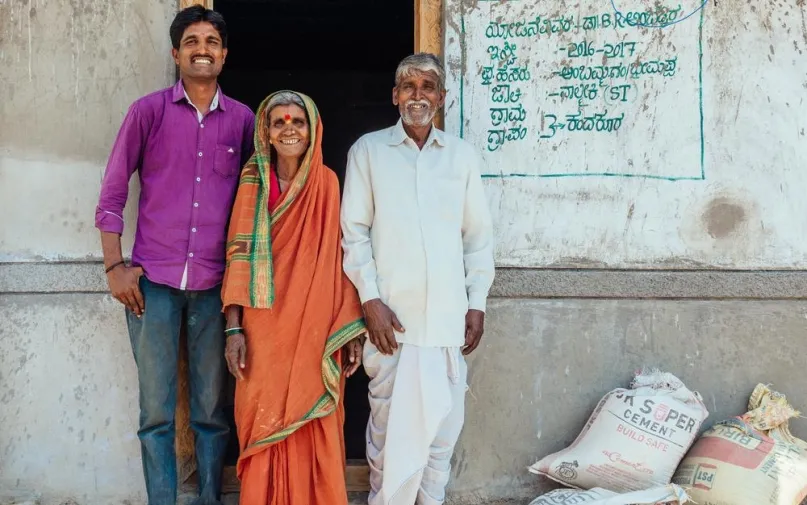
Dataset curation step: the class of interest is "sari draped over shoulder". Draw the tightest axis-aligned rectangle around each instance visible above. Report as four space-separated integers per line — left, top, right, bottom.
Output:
221 91 365 505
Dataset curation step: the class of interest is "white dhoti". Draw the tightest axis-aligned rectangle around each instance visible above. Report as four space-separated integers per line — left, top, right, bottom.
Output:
364 341 467 505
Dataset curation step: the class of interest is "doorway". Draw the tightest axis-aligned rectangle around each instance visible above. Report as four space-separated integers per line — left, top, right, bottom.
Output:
215 0 414 463
216 0 414 188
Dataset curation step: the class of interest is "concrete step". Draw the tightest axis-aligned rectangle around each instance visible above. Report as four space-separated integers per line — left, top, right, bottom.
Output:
348 492 369 504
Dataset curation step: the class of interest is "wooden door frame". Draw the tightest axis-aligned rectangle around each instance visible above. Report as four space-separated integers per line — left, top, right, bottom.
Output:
175 0 443 493
178 0 442 52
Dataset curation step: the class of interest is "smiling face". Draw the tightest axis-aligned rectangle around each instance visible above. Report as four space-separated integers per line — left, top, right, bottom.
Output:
393 70 446 127
268 104 310 160
172 21 227 82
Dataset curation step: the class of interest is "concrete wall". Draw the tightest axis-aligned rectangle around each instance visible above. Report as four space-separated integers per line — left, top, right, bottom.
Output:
0 294 142 504
5 265 807 504
1 0 175 503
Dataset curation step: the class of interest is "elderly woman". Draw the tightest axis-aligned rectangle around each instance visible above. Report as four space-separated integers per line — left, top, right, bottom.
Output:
221 91 365 505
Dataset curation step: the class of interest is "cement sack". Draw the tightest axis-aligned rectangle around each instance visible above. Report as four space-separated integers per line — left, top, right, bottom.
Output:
529 484 690 505
530 369 708 492
672 383 807 505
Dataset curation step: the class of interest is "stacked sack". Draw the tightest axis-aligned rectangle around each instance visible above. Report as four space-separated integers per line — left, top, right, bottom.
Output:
528 368 709 504
672 384 807 505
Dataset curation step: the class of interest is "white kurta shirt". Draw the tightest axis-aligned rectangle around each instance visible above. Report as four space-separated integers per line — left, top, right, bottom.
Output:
341 120 495 348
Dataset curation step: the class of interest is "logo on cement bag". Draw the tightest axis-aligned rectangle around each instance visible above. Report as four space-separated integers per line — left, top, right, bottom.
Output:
556 460 579 481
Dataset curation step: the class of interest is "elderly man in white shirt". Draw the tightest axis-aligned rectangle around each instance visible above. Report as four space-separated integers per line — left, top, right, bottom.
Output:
340 53 495 505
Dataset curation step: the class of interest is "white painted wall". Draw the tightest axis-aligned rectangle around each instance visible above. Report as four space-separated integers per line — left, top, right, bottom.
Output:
0 156 139 262
0 0 173 262
444 0 807 268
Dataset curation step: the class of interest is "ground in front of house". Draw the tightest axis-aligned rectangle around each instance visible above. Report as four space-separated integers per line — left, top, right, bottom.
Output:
177 493 524 505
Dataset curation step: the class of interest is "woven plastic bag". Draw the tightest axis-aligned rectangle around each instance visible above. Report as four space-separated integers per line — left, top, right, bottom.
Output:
673 384 807 505
530 369 708 492
529 484 689 504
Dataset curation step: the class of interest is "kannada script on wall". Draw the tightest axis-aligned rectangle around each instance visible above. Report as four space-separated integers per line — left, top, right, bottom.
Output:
447 0 705 180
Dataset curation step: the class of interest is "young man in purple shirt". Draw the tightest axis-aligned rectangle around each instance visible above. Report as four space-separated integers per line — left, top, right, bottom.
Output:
95 6 254 505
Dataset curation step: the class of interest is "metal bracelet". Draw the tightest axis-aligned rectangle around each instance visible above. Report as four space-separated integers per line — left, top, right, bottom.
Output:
225 327 244 337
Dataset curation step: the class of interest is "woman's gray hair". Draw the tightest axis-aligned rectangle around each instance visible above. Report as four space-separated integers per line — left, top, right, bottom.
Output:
266 91 305 114
395 53 446 91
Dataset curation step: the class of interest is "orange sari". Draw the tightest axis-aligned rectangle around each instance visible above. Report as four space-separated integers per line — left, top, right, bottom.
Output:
221 91 365 505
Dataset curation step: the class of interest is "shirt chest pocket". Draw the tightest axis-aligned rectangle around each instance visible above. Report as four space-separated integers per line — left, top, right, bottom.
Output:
431 174 465 223
213 144 241 178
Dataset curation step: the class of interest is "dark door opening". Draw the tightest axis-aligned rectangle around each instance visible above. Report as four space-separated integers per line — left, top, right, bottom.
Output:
216 0 414 462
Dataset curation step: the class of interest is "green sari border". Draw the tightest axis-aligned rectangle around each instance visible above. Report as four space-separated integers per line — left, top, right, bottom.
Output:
248 317 367 449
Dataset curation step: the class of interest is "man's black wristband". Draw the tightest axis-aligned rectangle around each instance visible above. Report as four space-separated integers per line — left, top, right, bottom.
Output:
105 260 126 274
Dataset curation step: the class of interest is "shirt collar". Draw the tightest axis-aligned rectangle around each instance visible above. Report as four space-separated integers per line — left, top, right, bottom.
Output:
388 118 446 147
171 79 226 112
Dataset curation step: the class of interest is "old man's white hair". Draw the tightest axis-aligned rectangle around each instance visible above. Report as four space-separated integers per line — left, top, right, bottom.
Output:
394 53 446 91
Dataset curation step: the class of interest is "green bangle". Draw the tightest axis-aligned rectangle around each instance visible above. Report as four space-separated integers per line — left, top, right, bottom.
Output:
225 327 243 337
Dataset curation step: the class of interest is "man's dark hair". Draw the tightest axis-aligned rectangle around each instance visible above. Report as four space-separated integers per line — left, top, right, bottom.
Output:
170 5 228 50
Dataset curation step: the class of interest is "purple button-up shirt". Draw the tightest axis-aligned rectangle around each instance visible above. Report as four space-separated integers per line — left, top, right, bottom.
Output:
96 80 255 291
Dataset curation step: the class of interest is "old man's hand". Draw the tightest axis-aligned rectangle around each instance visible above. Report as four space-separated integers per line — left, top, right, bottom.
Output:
362 299 404 355
463 309 485 355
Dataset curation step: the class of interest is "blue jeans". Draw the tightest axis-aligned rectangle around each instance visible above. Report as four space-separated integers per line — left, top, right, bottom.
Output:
126 277 229 505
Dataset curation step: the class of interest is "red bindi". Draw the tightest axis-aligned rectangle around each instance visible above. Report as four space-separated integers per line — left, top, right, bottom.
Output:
284 114 292 123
